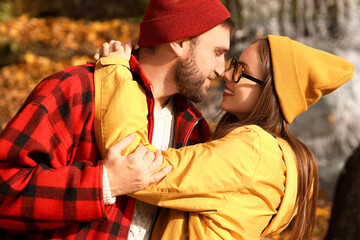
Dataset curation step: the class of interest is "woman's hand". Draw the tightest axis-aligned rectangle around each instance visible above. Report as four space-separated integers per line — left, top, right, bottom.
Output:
94 40 133 61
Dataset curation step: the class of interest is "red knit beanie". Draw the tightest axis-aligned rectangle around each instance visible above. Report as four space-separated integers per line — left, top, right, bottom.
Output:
138 0 231 46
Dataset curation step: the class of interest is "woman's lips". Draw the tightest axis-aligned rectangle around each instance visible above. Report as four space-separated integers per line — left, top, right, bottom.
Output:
223 86 234 96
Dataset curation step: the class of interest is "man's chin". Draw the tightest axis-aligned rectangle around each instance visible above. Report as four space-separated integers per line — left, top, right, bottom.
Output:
189 91 207 103
178 81 208 103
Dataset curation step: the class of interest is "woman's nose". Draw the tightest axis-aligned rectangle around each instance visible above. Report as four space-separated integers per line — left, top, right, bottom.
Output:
223 69 233 83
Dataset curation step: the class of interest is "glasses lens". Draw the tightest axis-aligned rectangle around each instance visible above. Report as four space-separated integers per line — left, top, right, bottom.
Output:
233 62 243 83
228 58 236 71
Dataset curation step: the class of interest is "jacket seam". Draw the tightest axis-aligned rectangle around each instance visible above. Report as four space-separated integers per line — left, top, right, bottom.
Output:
235 126 263 192
213 126 263 214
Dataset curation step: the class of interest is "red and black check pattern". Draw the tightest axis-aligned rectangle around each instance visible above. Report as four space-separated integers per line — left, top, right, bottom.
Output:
0 56 210 239
0 64 135 239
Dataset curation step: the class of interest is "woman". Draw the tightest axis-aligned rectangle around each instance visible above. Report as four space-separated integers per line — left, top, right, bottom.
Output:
94 35 354 239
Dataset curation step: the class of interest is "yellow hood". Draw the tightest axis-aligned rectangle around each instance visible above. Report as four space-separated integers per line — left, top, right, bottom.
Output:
261 138 298 236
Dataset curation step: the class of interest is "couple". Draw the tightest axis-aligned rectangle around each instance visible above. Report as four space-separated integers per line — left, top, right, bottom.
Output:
94 34 354 240
0 0 354 239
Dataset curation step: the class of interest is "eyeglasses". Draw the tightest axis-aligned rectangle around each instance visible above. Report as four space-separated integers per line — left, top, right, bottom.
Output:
228 57 264 86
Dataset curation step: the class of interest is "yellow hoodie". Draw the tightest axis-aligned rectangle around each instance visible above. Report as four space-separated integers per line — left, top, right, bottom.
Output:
94 57 298 239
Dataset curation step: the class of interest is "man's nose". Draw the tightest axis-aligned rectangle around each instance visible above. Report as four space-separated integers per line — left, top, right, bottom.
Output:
216 70 225 78
215 57 226 77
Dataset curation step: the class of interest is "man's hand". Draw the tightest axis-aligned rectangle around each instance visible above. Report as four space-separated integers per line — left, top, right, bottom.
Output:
104 134 172 197
94 40 133 61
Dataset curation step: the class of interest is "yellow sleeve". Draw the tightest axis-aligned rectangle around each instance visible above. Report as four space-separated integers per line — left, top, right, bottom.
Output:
94 56 156 158
130 127 262 212
130 127 286 239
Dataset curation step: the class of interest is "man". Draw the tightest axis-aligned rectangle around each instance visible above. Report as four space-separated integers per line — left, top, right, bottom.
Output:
0 0 233 239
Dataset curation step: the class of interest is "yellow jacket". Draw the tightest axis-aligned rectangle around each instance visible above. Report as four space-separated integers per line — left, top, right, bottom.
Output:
94 57 298 239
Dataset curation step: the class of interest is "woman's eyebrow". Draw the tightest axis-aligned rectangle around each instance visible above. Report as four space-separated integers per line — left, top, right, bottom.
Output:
238 60 248 67
238 60 254 72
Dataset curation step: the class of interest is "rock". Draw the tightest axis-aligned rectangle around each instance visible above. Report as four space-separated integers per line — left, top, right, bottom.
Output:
325 144 360 240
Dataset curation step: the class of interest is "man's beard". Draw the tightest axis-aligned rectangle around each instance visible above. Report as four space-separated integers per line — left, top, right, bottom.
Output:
174 48 208 103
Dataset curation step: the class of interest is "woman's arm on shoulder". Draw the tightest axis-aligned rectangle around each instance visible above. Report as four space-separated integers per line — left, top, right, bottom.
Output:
130 126 263 211
94 41 156 158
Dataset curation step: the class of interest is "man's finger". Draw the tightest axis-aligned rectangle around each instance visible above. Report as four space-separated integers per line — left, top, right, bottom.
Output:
94 52 100 61
148 150 163 173
114 41 122 51
109 40 117 53
148 165 172 185
131 143 147 158
110 133 135 155
143 150 155 163
102 43 110 56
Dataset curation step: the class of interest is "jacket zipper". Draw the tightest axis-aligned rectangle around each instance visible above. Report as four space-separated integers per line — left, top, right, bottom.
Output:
147 84 156 143
184 116 203 146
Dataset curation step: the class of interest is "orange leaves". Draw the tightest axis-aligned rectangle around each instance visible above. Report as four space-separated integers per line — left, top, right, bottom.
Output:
0 15 139 131
0 14 139 55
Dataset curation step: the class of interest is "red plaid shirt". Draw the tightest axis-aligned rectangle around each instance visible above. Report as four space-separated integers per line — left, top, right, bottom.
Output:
0 56 210 239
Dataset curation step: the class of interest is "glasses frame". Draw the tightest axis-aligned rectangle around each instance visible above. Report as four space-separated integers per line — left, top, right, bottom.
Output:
229 57 264 86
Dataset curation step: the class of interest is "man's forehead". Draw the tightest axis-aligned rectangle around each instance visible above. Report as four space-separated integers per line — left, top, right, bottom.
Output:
197 26 231 49
200 24 231 37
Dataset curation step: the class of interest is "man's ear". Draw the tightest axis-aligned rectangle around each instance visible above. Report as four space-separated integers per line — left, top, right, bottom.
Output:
169 39 190 57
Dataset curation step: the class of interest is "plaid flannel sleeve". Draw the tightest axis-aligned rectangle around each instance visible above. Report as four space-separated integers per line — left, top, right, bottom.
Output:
0 65 107 231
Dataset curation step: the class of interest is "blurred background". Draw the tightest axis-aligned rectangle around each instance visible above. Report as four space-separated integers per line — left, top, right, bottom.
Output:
0 0 359 239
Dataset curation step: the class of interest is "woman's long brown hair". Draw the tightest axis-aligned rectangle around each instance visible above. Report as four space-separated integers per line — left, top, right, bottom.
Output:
212 39 319 239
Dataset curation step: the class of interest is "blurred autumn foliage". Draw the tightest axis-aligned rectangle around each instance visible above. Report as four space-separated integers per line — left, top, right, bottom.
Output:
0 14 332 239
0 15 139 131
